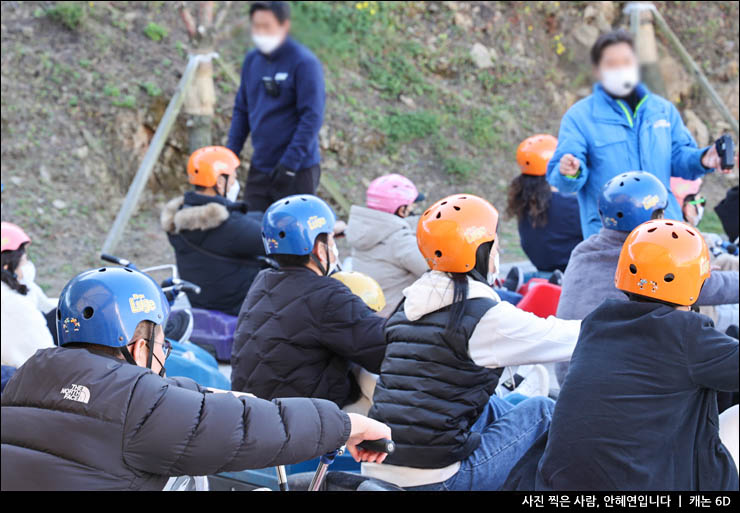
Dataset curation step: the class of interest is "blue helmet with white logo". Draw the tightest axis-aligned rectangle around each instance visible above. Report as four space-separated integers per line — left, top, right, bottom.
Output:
57 267 170 348
262 194 336 255
598 171 668 232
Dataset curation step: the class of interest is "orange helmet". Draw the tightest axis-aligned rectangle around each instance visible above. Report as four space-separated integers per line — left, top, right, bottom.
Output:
187 146 240 188
516 134 558 176
615 219 711 306
418 194 498 273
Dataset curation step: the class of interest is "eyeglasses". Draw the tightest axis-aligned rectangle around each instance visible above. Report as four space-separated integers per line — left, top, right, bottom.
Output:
687 198 706 206
127 338 172 359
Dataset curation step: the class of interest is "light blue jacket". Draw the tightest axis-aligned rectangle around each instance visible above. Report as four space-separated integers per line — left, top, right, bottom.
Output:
547 83 712 238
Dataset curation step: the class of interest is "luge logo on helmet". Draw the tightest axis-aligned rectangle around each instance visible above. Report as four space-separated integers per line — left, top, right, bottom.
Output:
62 317 81 333
463 226 488 244
129 294 157 314
307 216 327 230
642 195 660 210
60 384 90 404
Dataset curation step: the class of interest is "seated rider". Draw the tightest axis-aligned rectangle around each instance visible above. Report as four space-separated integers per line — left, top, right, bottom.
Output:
557 171 738 321
363 194 581 491
161 146 265 316
537 219 739 491
231 194 388 410
506 135 583 278
1 222 56 369
1 267 391 490
345 173 428 317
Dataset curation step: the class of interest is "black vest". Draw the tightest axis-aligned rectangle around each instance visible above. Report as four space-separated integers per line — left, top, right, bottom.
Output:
369 297 502 468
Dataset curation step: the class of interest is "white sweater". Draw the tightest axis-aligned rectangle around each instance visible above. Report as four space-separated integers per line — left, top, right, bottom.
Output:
362 271 581 488
1 281 55 367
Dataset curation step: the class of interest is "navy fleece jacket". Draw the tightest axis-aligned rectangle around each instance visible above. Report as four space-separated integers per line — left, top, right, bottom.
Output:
227 37 324 173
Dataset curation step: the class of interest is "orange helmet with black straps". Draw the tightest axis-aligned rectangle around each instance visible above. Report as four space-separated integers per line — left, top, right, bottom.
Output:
516 134 558 176
615 219 711 306
417 194 498 273
187 146 240 188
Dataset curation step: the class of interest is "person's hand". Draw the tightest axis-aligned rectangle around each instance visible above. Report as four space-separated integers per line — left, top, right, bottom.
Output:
702 143 737 175
345 413 392 464
270 163 297 187
559 154 581 176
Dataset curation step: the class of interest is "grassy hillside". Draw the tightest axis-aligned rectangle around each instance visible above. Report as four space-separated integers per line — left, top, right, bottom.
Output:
1 1 738 294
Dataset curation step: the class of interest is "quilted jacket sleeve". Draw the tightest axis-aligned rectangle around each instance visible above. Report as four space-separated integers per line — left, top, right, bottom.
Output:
121 373 351 476
319 282 388 373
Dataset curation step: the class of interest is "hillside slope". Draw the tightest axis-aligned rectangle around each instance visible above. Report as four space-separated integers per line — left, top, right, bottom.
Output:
1 1 738 294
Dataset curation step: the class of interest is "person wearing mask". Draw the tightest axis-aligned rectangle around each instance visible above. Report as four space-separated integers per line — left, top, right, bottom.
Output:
506 134 583 278
363 194 581 491
671 176 705 227
537 219 738 490
345 174 428 317
231 195 388 410
547 29 732 239
161 146 265 317
226 1 325 212
1 222 55 368
1 267 391 490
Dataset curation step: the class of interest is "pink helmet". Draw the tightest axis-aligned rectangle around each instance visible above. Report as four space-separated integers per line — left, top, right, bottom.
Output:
670 177 703 206
1 222 31 253
366 174 420 215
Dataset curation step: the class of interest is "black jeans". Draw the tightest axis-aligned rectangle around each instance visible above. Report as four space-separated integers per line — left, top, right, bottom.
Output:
245 164 321 213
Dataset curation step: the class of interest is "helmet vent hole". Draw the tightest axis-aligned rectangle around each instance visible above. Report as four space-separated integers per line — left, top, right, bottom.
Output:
453 206 460 211
647 227 657 233
619 182 624 186
441 201 447 205
671 232 678 239
98 268 106 272
634 177 640 181
435 250 442 258
686 230 695 236
525 161 530 166
664 273 675 282
460 196 467 199
301 198 307 201
82 307 94 319
124 268 132 272
57 309 62 320
279 231 286 239
436 212 441 219
616 212 624 218
285 200 290 205
629 264 637 274
665 222 673 226
423 211 430 216
622 174 628 177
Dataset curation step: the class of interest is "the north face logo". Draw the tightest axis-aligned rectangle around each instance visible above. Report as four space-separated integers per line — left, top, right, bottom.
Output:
60 384 90 404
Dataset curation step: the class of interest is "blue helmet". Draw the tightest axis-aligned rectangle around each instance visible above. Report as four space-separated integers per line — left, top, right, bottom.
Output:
598 171 668 232
57 267 170 348
262 194 336 255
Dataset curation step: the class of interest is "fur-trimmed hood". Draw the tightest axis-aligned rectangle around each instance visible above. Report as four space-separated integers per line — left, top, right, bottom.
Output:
160 196 230 234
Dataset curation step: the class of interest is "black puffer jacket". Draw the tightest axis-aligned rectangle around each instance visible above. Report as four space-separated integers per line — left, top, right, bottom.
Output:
161 192 265 316
1 347 350 491
232 267 387 407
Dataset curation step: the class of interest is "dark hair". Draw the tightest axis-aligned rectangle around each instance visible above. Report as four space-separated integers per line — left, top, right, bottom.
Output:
446 240 494 335
1 244 29 295
590 29 634 66
249 1 291 23
65 322 161 358
651 208 665 220
506 174 553 228
272 233 328 268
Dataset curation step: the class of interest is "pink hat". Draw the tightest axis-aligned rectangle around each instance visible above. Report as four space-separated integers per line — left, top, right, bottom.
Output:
1 222 31 252
366 174 421 215
670 177 703 206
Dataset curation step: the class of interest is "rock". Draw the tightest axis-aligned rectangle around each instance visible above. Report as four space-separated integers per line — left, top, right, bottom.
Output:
21 25 33 38
319 125 331 151
683 109 710 147
453 12 473 31
470 42 493 69
39 165 51 182
658 53 692 103
37 207 44 215
323 159 339 171
53 199 67 210
427 3 439 13
584 1 615 32
73 146 89 160
573 24 600 48
9 176 22 186
399 94 416 108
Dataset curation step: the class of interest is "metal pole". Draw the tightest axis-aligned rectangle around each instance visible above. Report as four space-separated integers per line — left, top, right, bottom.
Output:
101 53 217 255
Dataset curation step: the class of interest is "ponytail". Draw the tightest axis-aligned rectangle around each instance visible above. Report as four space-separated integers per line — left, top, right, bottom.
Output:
445 240 495 335
1 245 29 295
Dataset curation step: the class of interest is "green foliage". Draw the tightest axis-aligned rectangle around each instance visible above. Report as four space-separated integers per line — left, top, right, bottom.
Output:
78 58 92 68
442 157 477 180
112 95 136 109
103 84 120 97
697 210 724 235
68 95 78 107
143 22 168 42
375 109 440 147
456 107 504 148
47 2 86 30
175 41 187 58
141 81 162 97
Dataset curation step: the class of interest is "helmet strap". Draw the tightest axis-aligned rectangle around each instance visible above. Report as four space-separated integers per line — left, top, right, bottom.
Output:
469 268 489 285
309 241 332 277
119 345 138 366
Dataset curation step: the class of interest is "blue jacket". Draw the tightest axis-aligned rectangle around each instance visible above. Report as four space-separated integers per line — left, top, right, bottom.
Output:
537 299 738 491
227 37 324 173
518 191 583 272
547 83 712 238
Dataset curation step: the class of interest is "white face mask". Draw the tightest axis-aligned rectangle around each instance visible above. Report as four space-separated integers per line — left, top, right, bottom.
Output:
226 181 240 202
687 204 704 227
601 65 640 97
19 260 36 286
486 251 500 286
328 243 340 274
252 33 283 54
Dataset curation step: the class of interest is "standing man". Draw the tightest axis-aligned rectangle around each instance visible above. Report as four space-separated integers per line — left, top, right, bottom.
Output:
547 29 732 239
227 1 325 212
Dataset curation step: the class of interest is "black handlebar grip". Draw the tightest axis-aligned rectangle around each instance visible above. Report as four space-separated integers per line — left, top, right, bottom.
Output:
357 439 395 454
180 281 201 295
100 253 122 265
